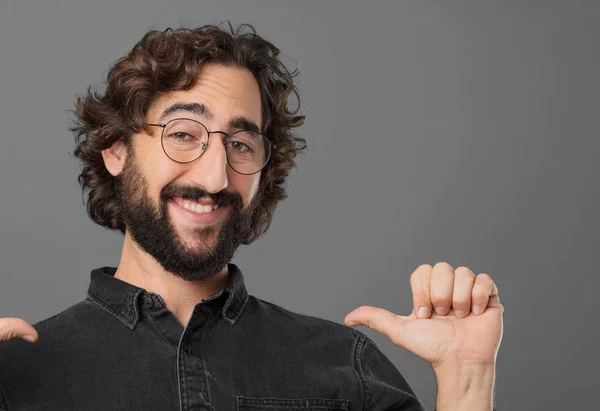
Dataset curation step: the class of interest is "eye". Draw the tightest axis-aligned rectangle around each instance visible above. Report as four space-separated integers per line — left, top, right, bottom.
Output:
229 140 253 153
168 131 196 141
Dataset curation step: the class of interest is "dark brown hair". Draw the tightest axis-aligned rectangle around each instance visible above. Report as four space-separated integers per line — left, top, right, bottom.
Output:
72 23 306 243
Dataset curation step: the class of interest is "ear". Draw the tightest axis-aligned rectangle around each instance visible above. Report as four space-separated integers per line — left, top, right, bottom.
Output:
101 138 128 177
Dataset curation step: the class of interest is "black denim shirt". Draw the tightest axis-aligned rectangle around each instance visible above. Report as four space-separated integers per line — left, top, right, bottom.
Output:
0 264 425 411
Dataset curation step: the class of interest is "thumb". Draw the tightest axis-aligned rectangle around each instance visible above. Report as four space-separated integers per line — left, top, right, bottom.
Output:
0 318 39 342
345 306 408 343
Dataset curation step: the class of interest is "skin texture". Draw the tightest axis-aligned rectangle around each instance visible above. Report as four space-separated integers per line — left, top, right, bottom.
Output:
1 63 503 411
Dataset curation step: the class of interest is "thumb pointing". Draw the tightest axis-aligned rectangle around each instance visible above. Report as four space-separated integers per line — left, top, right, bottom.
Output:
345 306 408 343
0 318 39 342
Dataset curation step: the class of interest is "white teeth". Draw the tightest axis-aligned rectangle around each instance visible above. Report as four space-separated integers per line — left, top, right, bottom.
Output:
195 204 212 213
179 199 219 214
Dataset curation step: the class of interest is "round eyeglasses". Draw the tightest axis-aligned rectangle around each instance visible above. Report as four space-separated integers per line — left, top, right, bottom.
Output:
145 118 273 175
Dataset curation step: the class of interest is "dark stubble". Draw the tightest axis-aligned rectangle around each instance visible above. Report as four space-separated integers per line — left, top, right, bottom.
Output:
117 148 259 281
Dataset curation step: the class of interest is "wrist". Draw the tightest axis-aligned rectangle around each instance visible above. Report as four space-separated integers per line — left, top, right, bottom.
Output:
434 362 496 411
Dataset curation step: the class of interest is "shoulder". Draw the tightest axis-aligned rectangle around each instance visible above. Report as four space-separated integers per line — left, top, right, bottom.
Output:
244 294 367 346
32 298 118 341
0 298 120 388
0 298 111 361
0 299 128 408
248 295 354 329
0 301 87 387
33 299 97 329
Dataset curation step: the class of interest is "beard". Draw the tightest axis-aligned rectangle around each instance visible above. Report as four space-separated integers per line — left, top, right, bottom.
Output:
116 149 259 282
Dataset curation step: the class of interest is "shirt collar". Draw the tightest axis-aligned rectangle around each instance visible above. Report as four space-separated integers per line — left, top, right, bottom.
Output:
86 263 249 329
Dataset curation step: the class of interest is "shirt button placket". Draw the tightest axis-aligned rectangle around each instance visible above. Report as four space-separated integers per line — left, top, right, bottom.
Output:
179 304 213 411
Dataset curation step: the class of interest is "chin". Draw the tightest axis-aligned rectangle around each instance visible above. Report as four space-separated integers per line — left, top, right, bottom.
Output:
179 227 220 250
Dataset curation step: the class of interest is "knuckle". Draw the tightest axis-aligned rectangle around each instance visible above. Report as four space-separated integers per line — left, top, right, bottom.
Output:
455 266 475 276
410 267 431 286
0 329 15 341
434 261 453 270
410 264 432 281
455 270 476 284
477 273 492 282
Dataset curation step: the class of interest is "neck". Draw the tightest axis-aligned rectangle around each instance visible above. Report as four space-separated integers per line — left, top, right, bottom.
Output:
114 232 230 327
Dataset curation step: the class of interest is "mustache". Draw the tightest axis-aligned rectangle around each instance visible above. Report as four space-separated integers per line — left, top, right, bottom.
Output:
160 184 243 210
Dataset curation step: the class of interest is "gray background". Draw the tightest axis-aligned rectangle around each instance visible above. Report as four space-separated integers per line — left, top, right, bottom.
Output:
0 1 597 410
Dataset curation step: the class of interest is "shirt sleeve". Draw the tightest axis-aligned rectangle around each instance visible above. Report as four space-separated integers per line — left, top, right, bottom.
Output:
357 335 426 411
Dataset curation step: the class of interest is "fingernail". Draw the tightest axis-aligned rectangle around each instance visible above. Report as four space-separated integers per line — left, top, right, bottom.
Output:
345 321 358 327
435 306 446 315
22 335 35 342
417 306 429 319
472 305 482 315
454 310 466 318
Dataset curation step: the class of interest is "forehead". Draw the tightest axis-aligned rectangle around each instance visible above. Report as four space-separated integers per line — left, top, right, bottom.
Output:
148 64 263 127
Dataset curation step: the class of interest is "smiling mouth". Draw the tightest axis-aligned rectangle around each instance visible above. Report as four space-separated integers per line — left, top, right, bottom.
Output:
168 196 228 227
169 196 220 214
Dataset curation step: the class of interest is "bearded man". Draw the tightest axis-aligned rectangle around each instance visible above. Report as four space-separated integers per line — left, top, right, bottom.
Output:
0 24 503 411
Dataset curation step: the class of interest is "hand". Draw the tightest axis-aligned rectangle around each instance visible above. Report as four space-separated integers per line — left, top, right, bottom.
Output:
0 318 38 343
344 262 503 371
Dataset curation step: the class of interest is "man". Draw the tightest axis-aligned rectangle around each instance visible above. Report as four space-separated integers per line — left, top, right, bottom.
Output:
0 24 503 410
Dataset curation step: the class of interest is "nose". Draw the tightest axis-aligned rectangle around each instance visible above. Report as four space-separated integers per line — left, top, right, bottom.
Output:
186 133 229 193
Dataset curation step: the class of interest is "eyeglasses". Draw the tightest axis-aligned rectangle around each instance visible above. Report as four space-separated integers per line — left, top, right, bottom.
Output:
145 118 273 175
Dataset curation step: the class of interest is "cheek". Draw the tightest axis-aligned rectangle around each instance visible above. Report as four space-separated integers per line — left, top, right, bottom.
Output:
230 171 261 208
137 149 175 200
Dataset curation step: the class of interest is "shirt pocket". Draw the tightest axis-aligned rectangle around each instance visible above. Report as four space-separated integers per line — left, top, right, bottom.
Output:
236 396 349 410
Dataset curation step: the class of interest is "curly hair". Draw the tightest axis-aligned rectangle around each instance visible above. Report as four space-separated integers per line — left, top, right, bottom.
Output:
72 22 306 244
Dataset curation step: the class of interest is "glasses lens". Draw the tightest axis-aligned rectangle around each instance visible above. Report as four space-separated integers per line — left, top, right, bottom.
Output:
161 119 208 163
226 131 271 174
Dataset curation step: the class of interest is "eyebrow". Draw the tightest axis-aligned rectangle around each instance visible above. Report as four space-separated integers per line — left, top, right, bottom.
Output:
159 102 261 133
229 116 261 134
160 102 213 122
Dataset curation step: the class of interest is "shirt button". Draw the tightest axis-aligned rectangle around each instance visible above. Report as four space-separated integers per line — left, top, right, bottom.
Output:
225 309 235 319
141 295 154 309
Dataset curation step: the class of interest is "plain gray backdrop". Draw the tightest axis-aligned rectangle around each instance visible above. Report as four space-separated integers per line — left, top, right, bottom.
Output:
0 1 598 410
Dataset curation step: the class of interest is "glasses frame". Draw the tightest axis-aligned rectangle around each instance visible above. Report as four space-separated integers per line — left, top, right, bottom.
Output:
145 118 274 175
